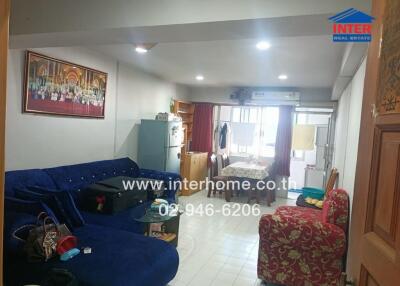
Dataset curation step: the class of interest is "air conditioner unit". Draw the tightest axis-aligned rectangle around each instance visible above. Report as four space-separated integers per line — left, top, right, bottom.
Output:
251 91 300 105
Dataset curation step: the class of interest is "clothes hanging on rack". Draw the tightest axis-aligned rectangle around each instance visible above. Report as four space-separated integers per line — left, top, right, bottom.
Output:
219 123 228 149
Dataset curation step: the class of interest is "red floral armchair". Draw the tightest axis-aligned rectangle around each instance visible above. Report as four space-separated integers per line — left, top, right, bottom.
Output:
258 189 349 286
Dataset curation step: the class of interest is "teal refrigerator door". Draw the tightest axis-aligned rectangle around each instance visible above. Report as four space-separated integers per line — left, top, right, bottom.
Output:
138 120 167 171
165 146 181 173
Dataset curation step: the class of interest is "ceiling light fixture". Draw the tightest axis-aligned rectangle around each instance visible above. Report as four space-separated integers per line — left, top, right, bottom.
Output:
135 46 148 54
196 75 204 81
256 41 271 50
278 74 288 80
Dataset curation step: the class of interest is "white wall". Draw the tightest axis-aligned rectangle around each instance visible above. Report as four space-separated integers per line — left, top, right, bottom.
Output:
6 47 188 170
333 57 366 203
333 84 351 183
114 62 188 160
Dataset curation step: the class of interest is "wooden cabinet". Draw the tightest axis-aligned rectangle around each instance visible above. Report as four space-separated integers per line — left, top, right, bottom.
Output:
173 100 195 177
173 100 194 142
180 152 208 196
173 100 207 196
173 100 194 155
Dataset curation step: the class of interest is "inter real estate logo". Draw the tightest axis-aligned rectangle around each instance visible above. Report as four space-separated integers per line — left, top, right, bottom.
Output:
329 8 375 42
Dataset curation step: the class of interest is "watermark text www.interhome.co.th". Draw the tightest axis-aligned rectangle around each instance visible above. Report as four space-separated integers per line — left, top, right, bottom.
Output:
122 177 297 192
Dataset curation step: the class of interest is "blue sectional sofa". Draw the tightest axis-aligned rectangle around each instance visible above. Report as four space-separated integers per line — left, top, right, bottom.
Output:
3 158 181 286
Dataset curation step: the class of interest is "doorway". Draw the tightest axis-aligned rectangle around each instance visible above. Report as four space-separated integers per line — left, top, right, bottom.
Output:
289 107 334 198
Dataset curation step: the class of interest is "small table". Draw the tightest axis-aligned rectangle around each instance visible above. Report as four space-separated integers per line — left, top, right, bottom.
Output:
134 207 182 247
221 161 274 206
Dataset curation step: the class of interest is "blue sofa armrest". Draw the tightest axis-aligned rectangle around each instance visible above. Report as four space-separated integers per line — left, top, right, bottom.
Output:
138 169 181 201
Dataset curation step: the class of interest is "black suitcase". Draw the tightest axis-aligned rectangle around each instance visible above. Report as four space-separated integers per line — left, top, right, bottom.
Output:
82 176 148 214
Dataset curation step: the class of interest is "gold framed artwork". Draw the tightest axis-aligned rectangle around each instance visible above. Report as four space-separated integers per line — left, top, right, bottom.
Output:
24 51 107 118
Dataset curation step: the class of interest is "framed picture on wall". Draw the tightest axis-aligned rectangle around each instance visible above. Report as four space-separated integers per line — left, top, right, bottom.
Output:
23 51 107 118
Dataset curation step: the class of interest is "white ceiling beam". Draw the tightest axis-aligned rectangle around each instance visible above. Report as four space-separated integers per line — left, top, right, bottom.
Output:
10 14 332 49
11 0 371 36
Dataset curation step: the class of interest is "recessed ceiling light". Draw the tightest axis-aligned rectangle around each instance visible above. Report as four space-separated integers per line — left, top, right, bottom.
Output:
135 46 148 54
196 75 204 81
278 74 288 80
256 41 271 50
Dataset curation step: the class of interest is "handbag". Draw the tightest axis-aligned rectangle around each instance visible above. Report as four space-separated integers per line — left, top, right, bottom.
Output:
24 212 72 262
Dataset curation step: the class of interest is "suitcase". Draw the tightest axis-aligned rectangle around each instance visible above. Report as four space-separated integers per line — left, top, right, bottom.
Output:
82 176 148 214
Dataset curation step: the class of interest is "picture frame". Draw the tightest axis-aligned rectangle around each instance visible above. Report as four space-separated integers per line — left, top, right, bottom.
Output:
23 51 107 118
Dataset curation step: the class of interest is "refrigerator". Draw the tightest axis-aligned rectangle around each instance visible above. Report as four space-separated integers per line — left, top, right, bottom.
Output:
138 119 183 173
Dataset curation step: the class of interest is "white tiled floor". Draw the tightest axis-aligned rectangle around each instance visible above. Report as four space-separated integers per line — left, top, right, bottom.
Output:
169 190 296 286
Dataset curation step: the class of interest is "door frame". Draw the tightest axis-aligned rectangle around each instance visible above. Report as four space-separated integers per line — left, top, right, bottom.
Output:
0 0 10 283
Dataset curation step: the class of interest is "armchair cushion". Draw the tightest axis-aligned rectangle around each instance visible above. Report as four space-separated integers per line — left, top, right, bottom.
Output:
259 213 346 256
322 189 349 232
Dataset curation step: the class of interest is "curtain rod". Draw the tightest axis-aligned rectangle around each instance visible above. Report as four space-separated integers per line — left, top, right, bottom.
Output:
191 102 335 111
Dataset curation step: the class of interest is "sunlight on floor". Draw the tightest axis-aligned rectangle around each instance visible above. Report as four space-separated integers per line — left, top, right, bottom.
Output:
169 190 296 286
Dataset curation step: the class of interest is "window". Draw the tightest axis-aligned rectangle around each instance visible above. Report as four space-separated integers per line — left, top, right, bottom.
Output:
260 107 280 157
215 106 279 157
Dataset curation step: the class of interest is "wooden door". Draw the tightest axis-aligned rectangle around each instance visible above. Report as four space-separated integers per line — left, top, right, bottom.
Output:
347 0 400 285
0 0 10 283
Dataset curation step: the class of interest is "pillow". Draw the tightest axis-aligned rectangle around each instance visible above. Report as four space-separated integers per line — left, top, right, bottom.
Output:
14 188 76 230
27 186 85 227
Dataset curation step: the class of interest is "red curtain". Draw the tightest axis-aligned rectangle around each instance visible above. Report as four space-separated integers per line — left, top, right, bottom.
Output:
191 103 213 158
274 105 293 177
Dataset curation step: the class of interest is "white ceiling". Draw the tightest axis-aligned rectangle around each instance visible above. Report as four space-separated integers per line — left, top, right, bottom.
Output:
10 0 370 89
92 36 345 87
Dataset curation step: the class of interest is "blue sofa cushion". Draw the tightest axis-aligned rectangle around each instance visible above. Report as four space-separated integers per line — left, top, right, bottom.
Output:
44 158 140 202
14 188 76 230
5 169 57 197
4 197 59 224
5 224 179 286
80 201 149 234
27 186 85 227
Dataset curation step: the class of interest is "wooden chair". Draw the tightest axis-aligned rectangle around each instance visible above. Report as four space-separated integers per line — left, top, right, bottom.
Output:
221 153 230 167
210 153 218 179
325 168 338 196
207 153 229 197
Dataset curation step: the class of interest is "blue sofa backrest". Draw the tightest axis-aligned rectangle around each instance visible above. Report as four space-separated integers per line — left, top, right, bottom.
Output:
4 169 57 197
44 158 140 192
